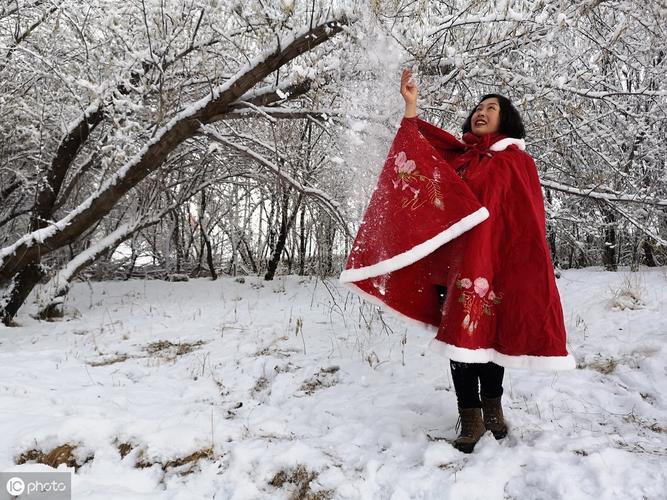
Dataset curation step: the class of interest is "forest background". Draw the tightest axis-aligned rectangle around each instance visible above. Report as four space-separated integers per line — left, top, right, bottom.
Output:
1 0 665 325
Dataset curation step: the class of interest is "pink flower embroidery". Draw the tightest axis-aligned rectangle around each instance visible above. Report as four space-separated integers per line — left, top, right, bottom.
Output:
393 152 417 192
456 276 502 334
392 151 444 210
395 151 417 174
473 277 489 297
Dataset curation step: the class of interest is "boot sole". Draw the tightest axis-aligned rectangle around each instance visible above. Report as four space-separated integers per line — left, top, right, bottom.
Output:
453 441 476 454
491 429 507 440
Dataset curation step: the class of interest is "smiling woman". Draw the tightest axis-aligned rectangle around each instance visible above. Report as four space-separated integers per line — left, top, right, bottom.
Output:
340 68 574 455
470 98 500 135
463 94 526 140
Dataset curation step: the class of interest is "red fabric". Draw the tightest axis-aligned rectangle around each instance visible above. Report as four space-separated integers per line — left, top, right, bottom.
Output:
340 117 488 327
452 132 506 171
341 116 573 370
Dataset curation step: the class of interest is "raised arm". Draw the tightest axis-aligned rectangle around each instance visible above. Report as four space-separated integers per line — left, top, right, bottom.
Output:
399 69 463 162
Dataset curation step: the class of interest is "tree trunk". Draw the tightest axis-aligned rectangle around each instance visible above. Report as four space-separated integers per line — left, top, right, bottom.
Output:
242 237 257 273
1 263 43 325
298 207 306 275
265 194 303 281
544 189 559 267
203 231 217 280
642 240 657 267
324 218 335 276
125 239 138 280
602 207 617 271
172 210 182 274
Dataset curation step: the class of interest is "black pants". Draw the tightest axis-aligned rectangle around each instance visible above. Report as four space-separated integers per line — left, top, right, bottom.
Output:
435 284 505 409
450 360 504 409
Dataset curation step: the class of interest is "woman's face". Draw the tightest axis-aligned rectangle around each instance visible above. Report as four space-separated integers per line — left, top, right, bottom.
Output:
471 97 501 136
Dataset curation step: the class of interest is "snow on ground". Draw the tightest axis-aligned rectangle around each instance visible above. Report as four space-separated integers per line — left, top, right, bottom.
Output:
0 268 666 499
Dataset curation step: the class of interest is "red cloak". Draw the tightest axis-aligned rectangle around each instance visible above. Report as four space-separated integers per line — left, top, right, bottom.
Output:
340 116 575 370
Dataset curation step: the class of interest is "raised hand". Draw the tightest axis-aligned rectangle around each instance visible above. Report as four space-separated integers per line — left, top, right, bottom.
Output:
401 68 418 105
401 68 418 118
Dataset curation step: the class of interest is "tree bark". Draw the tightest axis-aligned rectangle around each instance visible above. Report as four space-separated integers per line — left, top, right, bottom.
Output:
602 206 617 271
298 206 306 275
204 231 217 280
544 189 559 267
265 194 303 281
1 263 43 325
642 240 657 267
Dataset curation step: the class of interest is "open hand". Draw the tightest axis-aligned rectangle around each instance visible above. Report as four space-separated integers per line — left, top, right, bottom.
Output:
400 68 418 105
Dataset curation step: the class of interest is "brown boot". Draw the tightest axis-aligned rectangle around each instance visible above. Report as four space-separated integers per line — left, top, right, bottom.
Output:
453 407 486 454
481 395 508 440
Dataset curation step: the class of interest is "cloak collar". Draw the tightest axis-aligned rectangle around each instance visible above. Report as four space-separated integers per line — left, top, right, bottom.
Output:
460 132 526 152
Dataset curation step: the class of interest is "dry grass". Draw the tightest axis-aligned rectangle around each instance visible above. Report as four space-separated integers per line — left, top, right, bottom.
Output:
118 441 216 475
623 412 666 434
252 375 270 395
163 448 214 472
17 444 93 471
166 273 189 282
135 446 214 475
17 441 214 475
299 366 340 395
36 303 64 321
608 272 646 311
577 356 619 374
117 442 134 459
86 339 205 367
438 459 468 473
144 339 206 361
34 302 81 322
578 350 651 375
89 353 131 366
269 465 332 500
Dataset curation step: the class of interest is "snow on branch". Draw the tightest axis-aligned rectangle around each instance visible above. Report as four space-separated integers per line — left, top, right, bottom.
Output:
429 12 536 36
540 178 667 208
232 101 278 123
201 125 351 237
38 173 228 311
224 106 339 122
237 79 313 106
474 67 667 100
602 201 667 248
0 1 60 69
0 15 349 279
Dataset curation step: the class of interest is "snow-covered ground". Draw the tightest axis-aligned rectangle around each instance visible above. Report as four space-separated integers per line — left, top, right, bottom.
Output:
1 268 666 499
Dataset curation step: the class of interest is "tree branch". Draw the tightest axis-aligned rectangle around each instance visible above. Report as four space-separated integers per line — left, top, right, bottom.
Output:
0 16 350 281
541 178 667 207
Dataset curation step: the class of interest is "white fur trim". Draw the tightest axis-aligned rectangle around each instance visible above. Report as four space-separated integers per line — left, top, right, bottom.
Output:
428 338 576 371
490 137 525 151
340 207 489 283
341 281 438 333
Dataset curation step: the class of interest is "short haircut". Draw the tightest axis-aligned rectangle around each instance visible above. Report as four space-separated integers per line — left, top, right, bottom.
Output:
462 94 526 139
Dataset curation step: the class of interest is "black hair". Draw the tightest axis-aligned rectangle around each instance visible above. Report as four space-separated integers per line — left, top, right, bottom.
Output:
461 94 526 139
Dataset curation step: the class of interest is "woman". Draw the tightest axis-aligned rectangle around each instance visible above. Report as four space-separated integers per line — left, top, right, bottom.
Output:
340 69 575 454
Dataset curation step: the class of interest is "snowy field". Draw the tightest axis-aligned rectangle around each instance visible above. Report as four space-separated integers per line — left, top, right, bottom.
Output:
1 268 666 499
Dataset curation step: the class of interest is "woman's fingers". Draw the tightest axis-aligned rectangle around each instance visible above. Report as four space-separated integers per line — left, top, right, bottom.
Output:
401 69 413 89
402 73 415 92
401 68 417 107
